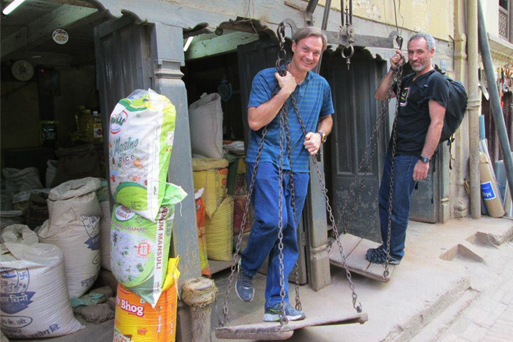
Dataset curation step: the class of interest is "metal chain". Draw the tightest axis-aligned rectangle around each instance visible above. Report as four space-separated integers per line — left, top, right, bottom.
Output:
328 66 401 239
219 123 268 327
282 101 303 311
384 36 404 278
277 108 288 326
334 92 392 238
219 22 291 327
327 37 404 256
219 23 402 326
289 94 362 313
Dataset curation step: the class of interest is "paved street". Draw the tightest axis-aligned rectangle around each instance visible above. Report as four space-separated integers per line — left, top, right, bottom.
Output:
210 217 513 342
437 241 513 342
5 217 513 342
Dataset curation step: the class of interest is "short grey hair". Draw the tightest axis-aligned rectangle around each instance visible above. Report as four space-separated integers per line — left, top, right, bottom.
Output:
293 27 328 52
408 33 436 53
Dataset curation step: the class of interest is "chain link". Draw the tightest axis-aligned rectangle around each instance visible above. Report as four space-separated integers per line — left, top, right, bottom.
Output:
326 37 404 284
289 94 362 312
219 22 402 326
384 37 404 277
327 69 400 241
277 108 288 326
282 100 303 312
219 123 268 327
220 22 292 326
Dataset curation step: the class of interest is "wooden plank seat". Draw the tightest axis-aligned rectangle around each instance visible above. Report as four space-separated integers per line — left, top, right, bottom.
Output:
216 313 368 340
329 233 394 283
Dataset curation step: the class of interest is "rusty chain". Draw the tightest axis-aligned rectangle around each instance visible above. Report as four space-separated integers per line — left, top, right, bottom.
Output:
326 36 404 282
282 96 303 312
289 94 361 313
384 36 404 278
277 108 288 326
220 22 292 327
220 21 403 326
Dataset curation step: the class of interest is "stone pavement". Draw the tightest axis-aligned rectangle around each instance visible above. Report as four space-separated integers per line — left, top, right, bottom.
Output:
432 240 513 342
211 217 513 342
410 219 513 342
6 217 513 342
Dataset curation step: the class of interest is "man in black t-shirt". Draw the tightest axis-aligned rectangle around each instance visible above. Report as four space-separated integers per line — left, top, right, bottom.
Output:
366 33 450 265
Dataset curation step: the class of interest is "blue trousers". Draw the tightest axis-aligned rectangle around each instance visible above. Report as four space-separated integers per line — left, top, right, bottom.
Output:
242 162 309 309
378 153 418 260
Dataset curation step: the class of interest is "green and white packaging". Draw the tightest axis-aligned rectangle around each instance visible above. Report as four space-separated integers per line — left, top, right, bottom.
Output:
109 89 176 222
110 183 187 307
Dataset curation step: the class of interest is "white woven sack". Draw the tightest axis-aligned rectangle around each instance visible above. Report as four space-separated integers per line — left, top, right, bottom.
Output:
99 201 111 271
38 209 101 298
47 177 102 220
2 167 43 193
45 160 58 188
189 93 224 159
0 225 84 339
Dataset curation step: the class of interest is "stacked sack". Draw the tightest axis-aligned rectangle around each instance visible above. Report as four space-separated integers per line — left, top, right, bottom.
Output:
108 89 186 342
114 258 181 342
37 177 102 298
1 225 84 339
1 167 46 230
192 158 233 262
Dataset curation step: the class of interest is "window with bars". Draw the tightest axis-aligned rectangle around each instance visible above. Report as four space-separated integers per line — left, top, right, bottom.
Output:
500 0 510 40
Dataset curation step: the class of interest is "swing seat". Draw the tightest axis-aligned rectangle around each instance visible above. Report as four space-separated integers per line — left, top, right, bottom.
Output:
215 312 368 340
329 233 395 283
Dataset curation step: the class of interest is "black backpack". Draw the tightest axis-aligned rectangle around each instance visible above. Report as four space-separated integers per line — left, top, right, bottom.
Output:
428 72 468 143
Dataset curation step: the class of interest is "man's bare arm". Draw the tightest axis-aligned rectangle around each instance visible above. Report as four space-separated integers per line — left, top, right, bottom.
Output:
412 99 446 181
375 49 404 101
248 71 296 131
317 114 333 135
304 115 333 155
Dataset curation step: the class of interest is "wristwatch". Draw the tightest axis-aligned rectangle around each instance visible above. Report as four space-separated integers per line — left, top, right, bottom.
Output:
317 131 327 144
419 156 430 163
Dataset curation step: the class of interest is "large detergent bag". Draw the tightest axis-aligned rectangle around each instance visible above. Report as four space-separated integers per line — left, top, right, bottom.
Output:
109 89 177 222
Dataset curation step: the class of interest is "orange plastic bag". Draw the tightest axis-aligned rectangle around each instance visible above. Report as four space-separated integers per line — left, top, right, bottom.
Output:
114 258 180 342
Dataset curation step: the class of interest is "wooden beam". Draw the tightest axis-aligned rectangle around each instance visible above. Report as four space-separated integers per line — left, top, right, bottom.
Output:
38 0 96 8
89 0 304 32
8 51 74 67
185 32 259 60
1 5 98 58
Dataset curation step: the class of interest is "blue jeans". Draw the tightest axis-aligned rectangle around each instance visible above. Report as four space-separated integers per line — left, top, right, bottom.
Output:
242 162 309 310
378 153 418 260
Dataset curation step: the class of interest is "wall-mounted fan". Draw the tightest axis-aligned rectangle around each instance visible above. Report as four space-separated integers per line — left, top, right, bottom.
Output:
11 60 34 81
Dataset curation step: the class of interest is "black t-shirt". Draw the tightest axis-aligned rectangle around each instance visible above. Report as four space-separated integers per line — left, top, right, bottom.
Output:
391 70 450 155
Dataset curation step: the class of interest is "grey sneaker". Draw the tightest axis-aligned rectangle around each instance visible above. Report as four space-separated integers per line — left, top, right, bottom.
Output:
235 271 254 302
263 303 306 322
365 246 401 265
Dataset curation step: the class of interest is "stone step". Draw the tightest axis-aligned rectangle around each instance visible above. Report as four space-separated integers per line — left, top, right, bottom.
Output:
409 289 479 342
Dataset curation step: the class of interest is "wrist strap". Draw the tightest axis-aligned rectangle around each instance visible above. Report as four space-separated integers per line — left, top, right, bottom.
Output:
317 131 326 144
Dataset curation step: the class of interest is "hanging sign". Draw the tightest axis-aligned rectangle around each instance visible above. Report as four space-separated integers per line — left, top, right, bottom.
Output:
52 29 69 45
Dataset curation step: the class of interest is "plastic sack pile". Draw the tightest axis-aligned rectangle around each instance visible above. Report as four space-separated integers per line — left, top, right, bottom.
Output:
108 89 186 309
